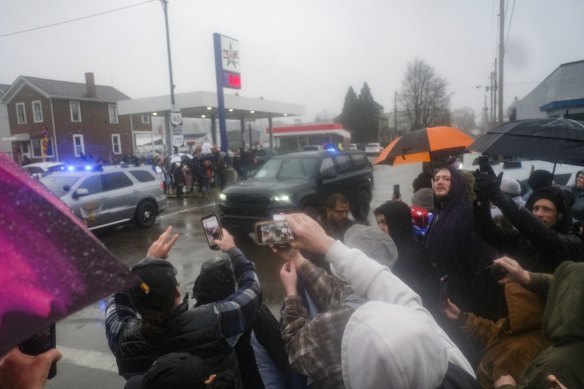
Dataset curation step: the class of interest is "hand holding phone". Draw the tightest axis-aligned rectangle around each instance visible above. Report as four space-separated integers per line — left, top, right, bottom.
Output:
255 220 295 246
19 324 57 379
487 263 509 281
201 214 223 250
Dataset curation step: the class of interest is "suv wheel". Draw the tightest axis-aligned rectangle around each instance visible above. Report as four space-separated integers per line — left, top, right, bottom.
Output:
135 200 157 228
351 189 371 221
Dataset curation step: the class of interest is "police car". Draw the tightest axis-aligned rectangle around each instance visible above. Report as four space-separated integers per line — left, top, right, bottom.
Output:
40 163 168 230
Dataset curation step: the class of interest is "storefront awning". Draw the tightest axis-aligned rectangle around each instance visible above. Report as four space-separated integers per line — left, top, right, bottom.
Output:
1 134 30 142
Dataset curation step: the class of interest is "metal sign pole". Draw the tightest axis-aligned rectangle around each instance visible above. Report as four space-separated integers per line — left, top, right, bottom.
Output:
213 33 228 153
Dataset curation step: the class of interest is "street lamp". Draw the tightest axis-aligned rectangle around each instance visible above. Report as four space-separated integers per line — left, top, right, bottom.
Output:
160 0 175 156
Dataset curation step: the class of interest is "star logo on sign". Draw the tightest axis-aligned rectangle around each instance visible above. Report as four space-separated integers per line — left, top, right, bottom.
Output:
223 43 239 68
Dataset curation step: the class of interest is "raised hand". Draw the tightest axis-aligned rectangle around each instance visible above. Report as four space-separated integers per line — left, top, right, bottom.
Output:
441 298 462 321
279 261 298 297
214 228 236 252
147 226 179 259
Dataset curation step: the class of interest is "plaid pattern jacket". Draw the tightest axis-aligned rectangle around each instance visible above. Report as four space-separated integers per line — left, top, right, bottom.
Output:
105 247 262 353
280 260 354 389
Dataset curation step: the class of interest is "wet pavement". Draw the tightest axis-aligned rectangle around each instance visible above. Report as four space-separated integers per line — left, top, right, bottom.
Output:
45 161 420 388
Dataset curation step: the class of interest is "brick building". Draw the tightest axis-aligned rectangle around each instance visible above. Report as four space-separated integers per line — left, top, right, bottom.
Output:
1 73 133 164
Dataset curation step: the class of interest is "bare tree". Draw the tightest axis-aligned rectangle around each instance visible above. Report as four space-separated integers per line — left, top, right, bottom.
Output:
314 109 334 123
451 107 477 133
399 58 451 131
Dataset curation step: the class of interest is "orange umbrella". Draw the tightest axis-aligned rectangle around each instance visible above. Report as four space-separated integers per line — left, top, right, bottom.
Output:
374 126 474 166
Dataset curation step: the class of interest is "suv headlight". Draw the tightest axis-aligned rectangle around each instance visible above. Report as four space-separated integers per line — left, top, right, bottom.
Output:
271 194 291 203
218 193 227 201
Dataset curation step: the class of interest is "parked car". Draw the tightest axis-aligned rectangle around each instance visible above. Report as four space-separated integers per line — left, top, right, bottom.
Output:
303 145 324 151
40 164 168 230
365 142 382 156
219 150 374 233
22 162 66 179
349 143 358 150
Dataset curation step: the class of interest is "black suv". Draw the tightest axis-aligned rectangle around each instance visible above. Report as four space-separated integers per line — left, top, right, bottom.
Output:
219 150 374 232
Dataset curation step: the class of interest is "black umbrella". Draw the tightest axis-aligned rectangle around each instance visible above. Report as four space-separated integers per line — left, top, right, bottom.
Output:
470 118 584 166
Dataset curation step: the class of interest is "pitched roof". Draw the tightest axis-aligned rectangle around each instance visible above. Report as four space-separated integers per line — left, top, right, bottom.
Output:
1 75 130 104
0 84 10 95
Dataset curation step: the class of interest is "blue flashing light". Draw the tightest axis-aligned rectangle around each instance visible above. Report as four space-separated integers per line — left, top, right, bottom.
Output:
64 163 103 172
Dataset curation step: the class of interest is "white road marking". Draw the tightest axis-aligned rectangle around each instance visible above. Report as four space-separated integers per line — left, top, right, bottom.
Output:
57 345 119 373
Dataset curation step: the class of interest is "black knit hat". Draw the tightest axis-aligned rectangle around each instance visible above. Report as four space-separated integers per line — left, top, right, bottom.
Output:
525 186 569 216
192 258 235 306
527 170 553 191
128 258 178 312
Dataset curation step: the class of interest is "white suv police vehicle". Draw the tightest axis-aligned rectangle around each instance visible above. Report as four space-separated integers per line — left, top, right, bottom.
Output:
40 164 168 230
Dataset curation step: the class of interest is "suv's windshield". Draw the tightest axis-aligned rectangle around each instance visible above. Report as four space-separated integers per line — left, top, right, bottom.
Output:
254 157 318 179
41 175 83 197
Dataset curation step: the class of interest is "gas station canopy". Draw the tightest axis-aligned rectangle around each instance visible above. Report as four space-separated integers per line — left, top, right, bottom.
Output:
117 90 305 120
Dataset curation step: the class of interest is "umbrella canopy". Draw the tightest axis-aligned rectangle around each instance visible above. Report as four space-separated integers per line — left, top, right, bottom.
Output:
470 118 584 165
170 153 193 165
0 152 138 356
374 126 474 166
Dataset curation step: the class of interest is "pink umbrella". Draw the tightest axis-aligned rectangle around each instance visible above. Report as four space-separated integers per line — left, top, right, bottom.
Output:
0 152 138 356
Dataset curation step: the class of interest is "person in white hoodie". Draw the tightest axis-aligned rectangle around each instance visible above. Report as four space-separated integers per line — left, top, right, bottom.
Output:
282 213 477 388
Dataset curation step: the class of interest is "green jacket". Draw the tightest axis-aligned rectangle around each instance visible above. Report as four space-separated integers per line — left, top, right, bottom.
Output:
519 262 584 389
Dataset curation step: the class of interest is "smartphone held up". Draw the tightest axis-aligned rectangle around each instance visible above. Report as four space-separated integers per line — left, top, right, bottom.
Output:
255 220 295 246
201 214 223 250
19 324 57 379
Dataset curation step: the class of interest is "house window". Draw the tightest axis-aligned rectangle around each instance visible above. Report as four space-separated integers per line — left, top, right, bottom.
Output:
141 115 150 124
31 138 54 158
109 104 118 124
16 103 26 124
70 101 81 122
32 100 43 123
112 134 121 155
73 134 85 157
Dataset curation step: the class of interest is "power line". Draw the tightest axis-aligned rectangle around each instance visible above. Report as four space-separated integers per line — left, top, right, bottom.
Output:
505 0 516 50
0 0 155 39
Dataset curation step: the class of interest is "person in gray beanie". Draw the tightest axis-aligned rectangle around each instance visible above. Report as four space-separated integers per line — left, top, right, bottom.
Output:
491 177 525 220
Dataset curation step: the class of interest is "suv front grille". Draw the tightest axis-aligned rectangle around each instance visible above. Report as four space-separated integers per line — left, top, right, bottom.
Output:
226 194 271 207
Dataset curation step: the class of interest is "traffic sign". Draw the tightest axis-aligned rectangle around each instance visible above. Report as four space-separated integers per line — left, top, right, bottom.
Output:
171 111 182 126
172 135 184 148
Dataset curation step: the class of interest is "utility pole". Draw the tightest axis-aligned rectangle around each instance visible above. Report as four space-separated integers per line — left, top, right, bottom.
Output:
498 0 505 124
161 0 176 156
394 91 398 138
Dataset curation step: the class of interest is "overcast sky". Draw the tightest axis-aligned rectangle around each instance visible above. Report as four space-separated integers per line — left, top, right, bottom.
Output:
1 0 582 122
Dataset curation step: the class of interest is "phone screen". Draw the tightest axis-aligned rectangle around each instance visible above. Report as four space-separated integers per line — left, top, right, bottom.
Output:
255 220 295 245
19 324 57 379
439 275 449 309
201 214 222 250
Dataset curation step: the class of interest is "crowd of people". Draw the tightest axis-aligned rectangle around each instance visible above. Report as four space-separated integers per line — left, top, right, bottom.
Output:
7 158 584 389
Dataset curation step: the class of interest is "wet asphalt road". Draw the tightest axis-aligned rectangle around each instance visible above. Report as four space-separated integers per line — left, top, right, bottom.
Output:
45 161 419 389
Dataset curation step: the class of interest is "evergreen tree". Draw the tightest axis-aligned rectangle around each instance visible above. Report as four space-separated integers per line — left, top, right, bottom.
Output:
339 87 359 134
355 82 380 143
